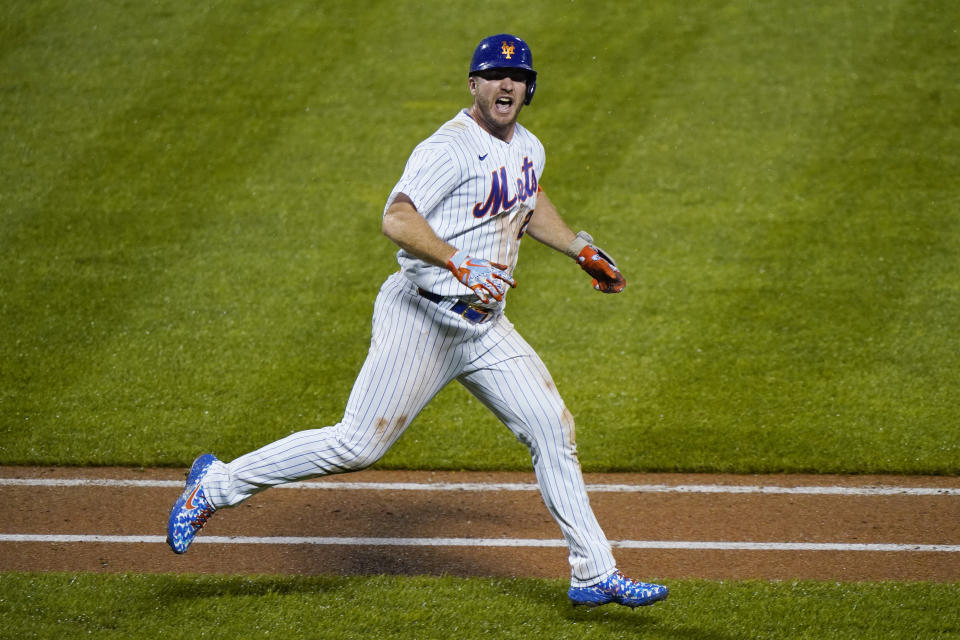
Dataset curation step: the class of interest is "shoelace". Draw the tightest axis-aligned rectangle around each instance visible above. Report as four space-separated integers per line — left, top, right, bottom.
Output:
191 507 214 529
607 572 649 596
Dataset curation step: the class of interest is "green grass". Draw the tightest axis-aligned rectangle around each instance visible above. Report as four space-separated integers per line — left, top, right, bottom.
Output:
2 0 959 473
0 573 957 640
1 6 958 639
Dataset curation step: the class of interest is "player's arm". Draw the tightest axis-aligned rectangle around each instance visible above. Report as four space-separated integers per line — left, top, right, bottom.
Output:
524 189 577 251
526 189 626 294
382 193 516 302
382 194 457 268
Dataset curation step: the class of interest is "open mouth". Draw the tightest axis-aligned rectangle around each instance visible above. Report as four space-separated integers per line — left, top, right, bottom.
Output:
495 96 514 114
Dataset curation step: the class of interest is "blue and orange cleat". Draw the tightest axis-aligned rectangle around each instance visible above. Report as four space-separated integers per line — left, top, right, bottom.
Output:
569 571 669 608
166 454 218 554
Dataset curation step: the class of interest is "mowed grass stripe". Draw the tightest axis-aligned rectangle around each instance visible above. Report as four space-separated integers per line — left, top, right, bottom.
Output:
2 4 227 461
2 0 959 473
2 4 395 464
515 1 960 473
672 1 960 473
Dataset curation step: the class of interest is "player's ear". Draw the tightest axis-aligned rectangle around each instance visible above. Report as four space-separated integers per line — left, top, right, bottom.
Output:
468 75 478 96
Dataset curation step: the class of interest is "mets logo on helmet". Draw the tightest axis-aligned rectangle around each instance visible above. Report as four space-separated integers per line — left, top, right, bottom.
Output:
501 41 515 59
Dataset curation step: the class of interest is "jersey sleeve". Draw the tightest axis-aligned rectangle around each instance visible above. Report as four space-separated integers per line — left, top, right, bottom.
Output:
383 143 459 218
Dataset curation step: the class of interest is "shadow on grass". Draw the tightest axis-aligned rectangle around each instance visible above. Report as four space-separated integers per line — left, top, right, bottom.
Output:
155 574 344 600
154 573 740 639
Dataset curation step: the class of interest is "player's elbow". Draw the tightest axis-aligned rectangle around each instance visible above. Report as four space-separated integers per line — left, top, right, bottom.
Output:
381 209 400 240
382 194 418 243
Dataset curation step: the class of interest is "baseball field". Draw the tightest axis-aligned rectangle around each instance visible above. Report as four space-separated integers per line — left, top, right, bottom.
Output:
2 0 958 638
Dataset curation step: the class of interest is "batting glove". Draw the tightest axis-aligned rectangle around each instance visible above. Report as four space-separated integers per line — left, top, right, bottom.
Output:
566 231 626 294
447 250 517 303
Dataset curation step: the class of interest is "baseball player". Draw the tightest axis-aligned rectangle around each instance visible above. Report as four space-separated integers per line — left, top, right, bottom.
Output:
167 34 668 609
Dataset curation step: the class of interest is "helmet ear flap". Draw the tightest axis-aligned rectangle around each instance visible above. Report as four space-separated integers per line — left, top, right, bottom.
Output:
524 76 536 105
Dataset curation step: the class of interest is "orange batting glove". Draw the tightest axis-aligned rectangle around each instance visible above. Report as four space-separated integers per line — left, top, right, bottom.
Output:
567 231 626 294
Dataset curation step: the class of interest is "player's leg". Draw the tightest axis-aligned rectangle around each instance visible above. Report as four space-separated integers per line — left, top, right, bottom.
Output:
458 318 669 607
200 273 466 508
167 274 469 553
456 317 618 585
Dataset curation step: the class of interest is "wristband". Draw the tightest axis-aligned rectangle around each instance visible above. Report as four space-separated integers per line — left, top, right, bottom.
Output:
564 231 593 259
447 249 469 271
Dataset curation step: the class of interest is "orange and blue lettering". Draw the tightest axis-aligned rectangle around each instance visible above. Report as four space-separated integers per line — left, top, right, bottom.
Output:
473 157 538 218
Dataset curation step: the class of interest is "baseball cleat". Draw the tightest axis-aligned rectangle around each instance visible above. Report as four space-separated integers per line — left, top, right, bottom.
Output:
166 454 218 554
568 571 669 608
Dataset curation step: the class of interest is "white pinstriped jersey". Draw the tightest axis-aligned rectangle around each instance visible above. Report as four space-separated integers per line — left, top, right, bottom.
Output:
200 110 620 586
384 109 545 302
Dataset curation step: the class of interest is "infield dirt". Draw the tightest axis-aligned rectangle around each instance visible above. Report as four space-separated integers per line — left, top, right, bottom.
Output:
2 467 958 582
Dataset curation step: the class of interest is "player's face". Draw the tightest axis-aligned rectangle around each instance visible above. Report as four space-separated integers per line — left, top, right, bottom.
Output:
469 69 528 141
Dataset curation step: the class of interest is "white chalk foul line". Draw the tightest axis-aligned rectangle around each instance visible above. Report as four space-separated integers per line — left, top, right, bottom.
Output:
1 477 958 496
1 534 958 552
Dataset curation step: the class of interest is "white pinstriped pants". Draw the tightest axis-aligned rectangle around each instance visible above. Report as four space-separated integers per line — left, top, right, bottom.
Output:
202 271 617 585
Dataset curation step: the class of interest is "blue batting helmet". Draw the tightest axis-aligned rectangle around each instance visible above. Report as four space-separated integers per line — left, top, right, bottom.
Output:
469 34 537 105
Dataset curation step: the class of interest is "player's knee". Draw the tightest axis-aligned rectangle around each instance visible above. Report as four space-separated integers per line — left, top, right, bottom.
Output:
335 436 383 471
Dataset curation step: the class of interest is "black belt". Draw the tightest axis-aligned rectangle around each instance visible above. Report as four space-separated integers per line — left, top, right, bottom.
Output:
417 288 493 324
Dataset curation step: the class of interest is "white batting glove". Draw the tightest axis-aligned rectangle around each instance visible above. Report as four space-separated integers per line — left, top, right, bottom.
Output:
446 250 517 303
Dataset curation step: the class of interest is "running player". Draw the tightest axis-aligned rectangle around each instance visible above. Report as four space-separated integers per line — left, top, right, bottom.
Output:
166 33 668 609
